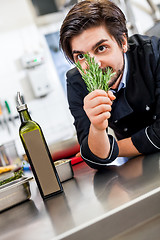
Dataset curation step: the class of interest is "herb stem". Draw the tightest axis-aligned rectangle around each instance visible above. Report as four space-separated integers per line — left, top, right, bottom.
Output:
75 53 115 93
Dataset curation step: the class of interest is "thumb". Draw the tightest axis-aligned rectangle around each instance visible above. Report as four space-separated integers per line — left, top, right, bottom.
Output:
108 90 116 101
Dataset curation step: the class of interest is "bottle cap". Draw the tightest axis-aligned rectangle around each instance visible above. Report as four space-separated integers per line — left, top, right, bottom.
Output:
16 92 28 112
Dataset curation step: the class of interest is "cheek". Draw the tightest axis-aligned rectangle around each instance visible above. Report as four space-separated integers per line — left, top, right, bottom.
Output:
101 56 115 69
81 61 88 71
107 52 123 70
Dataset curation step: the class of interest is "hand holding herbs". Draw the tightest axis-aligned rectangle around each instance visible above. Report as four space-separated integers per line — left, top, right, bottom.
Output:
75 53 115 92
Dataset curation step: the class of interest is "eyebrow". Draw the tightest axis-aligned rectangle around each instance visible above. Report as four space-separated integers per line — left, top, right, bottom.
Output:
72 50 85 55
92 39 108 50
72 39 108 55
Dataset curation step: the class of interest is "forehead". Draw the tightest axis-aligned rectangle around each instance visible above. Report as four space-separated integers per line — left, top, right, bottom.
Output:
71 25 115 52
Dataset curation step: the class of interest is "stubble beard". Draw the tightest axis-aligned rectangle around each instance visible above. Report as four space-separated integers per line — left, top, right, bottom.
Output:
108 67 124 88
102 65 124 89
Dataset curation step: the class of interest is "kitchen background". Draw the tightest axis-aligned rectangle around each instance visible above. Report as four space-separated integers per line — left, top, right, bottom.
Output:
0 0 159 158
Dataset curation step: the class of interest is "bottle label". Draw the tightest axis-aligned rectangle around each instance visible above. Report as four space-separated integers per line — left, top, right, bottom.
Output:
23 129 62 197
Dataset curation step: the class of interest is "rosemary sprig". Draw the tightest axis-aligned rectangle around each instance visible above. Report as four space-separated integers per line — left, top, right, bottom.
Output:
75 53 116 92
0 166 24 187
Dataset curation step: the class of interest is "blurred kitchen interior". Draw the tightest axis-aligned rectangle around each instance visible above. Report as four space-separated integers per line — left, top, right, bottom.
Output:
0 0 160 162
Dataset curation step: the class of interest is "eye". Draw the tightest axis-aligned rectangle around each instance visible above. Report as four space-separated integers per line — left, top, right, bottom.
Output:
77 53 84 60
97 45 106 53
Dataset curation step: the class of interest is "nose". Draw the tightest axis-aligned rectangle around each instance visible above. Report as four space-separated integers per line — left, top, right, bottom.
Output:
95 58 102 67
90 54 102 68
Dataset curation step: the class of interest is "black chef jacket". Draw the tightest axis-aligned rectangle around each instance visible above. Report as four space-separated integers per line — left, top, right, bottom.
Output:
66 34 160 169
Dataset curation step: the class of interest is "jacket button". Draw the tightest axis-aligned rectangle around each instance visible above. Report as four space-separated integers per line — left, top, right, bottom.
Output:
124 128 128 132
114 120 118 123
153 115 157 120
146 105 150 111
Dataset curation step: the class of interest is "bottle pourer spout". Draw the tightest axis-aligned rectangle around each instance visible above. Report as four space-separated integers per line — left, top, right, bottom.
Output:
16 92 27 111
17 92 23 106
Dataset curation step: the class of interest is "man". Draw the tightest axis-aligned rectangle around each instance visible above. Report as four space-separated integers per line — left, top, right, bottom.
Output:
60 0 160 169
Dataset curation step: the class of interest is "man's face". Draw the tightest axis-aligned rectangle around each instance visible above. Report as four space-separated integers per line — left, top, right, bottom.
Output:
71 25 127 89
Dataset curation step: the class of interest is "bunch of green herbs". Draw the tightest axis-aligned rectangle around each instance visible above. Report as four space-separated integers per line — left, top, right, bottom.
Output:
75 53 115 92
0 166 24 187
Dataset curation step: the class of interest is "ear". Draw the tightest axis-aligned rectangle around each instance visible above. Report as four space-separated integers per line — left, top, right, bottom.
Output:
122 34 128 53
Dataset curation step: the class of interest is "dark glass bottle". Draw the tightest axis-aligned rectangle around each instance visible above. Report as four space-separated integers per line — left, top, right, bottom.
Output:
16 92 63 199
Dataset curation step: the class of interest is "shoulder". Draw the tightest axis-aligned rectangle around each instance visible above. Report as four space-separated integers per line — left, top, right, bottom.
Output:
128 34 160 45
66 67 81 81
66 67 88 99
66 67 88 91
128 34 160 54
126 35 160 107
127 34 160 71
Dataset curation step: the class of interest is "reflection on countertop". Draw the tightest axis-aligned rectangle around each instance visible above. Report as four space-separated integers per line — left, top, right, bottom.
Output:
0 152 160 240
94 153 160 209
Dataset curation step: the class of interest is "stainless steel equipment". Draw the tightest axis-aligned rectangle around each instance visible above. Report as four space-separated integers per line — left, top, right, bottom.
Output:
54 159 74 182
0 176 33 212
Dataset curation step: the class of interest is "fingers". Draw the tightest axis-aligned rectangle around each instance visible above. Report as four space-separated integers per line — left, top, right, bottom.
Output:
91 111 111 125
108 90 116 101
88 103 112 116
75 152 81 157
91 112 111 131
88 89 108 99
83 89 114 130
84 89 115 103
84 89 113 109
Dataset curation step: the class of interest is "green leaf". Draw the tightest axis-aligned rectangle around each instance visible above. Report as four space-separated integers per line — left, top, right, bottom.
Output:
75 53 116 92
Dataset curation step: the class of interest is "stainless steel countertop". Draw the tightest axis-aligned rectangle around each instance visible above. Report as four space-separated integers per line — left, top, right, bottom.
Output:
1 153 160 240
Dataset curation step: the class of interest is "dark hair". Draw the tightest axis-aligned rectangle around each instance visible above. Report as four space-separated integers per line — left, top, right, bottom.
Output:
60 0 128 63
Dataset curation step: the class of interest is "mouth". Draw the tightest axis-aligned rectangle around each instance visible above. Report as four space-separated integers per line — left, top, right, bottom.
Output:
101 66 122 88
101 67 113 75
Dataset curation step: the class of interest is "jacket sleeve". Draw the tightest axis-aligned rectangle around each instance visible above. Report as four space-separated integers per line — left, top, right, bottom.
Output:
66 68 119 169
131 36 160 154
80 134 119 169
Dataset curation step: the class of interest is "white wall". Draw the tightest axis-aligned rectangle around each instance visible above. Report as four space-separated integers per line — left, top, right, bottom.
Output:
0 0 34 32
0 0 75 155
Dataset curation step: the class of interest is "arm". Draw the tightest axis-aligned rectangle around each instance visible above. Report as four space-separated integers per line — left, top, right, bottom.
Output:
66 69 119 169
127 36 160 155
84 90 140 159
118 137 140 157
129 38 160 155
76 135 140 158
88 124 110 159
84 90 115 159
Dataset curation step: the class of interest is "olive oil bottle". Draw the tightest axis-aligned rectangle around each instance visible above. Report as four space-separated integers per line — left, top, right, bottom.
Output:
16 92 63 199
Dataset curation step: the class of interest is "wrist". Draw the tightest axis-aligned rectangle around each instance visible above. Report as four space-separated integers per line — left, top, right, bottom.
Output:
90 123 107 134
88 124 110 159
